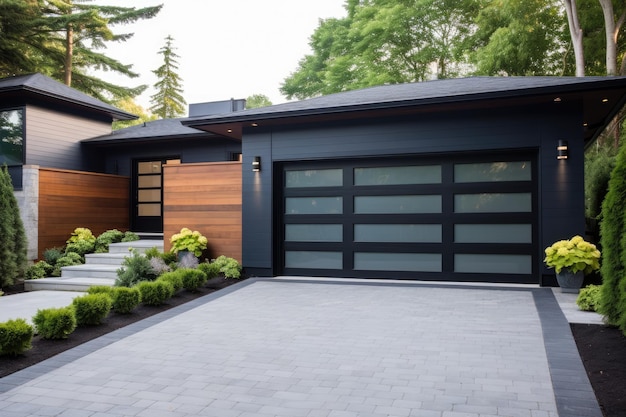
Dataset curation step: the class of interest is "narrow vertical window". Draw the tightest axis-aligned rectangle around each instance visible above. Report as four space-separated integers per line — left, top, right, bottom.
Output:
0 109 24 165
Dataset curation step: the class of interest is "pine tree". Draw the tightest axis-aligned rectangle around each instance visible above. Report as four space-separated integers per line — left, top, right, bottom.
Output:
150 35 186 119
0 166 28 288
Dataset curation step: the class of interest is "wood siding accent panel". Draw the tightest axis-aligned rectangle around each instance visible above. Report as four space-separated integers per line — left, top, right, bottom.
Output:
163 162 242 262
26 106 111 171
38 168 129 259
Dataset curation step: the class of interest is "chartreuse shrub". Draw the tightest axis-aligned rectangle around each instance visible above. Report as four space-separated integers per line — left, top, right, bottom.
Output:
169 227 208 257
65 227 96 257
52 252 83 276
94 229 124 253
87 285 114 296
25 261 53 280
137 280 174 306
111 287 141 314
577 285 603 312
213 255 242 279
599 142 626 334
179 268 207 292
157 271 184 293
0 319 33 356
72 294 112 326
33 306 77 339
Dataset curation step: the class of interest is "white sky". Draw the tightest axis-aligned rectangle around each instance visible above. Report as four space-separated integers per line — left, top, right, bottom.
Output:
95 0 347 114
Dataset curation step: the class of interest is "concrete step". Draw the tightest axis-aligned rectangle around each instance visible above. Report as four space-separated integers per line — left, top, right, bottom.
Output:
25 277 114 292
84 252 129 265
108 240 163 254
60 264 119 279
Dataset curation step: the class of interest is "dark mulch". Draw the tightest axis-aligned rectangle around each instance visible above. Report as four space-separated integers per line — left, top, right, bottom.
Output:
571 323 626 417
1 282 625 417
0 279 238 379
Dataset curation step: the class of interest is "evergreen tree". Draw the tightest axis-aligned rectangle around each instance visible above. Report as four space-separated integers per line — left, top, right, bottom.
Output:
150 35 186 119
599 142 626 334
0 166 28 288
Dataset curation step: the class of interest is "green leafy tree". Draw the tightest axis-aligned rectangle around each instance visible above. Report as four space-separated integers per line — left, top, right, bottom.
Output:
150 35 186 119
245 94 272 109
112 98 157 130
281 0 479 100
471 0 565 76
0 166 28 288
599 141 626 333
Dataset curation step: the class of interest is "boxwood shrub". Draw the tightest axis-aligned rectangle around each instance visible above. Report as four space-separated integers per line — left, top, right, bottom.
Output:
111 287 142 314
72 294 112 326
33 306 77 339
0 318 33 356
197 262 220 279
157 271 184 293
179 268 207 292
137 280 174 306
87 285 115 296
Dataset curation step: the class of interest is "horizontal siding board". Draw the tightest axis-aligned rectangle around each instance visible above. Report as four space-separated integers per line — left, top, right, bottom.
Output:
163 162 242 262
38 168 129 258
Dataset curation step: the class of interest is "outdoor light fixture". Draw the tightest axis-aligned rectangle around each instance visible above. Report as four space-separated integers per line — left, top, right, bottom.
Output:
252 156 261 172
557 140 568 160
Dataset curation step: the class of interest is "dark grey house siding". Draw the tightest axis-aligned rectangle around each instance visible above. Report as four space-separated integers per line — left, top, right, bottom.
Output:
241 101 585 284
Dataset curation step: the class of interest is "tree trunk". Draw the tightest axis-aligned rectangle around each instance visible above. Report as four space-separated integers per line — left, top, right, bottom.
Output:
563 0 585 76
64 23 73 86
599 0 617 75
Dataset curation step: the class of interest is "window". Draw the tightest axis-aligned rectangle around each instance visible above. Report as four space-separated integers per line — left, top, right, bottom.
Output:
0 109 24 165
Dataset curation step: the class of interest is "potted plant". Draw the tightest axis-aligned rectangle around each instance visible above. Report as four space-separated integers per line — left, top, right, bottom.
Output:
169 227 208 258
544 235 601 293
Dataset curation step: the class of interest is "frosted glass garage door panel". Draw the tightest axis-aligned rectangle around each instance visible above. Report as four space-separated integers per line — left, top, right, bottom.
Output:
286 197 343 214
455 224 532 243
285 225 343 242
355 195 442 214
285 251 343 269
285 169 343 188
354 165 441 185
354 253 442 272
455 254 532 274
454 161 531 183
455 193 531 213
354 224 442 243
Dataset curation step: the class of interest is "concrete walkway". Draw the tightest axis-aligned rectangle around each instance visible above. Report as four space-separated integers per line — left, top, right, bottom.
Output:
0 278 603 417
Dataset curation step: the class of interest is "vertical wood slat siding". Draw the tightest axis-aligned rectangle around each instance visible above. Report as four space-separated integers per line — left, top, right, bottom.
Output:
163 162 242 262
38 168 129 259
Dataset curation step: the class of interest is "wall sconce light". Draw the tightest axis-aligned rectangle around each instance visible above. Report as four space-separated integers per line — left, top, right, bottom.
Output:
557 140 568 160
252 156 261 172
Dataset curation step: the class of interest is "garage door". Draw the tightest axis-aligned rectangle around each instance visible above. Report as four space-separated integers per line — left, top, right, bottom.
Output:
279 153 538 283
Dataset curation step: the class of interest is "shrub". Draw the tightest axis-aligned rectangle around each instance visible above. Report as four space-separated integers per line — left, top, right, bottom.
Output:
72 294 112 326
25 261 53 280
115 250 157 287
122 231 140 242
137 280 174 306
111 287 141 314
0 319 33 356
65 239 94 257
179 268 207 292
213 255 242 279
33 306 77 339
157 271 184 293
52 252 84 276
87 285 114 296
169 227 207 257
94 229 124 253
67 227 96 244
149 256 171 276
43 247 64 265
65 227 95 255
178 252 199 269
0 165 28 287
198 261 220 279
577 285 603 312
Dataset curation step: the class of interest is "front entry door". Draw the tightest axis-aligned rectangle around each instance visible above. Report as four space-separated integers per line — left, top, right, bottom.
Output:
132 157 180 232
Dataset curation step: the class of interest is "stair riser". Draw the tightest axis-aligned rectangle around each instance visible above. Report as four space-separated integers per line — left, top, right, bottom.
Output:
108 243 164 254
61 269 118 279
84 254 128 265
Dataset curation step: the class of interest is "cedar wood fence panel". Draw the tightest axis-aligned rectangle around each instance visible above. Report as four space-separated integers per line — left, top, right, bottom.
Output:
163 161 242 262
38 168 130 259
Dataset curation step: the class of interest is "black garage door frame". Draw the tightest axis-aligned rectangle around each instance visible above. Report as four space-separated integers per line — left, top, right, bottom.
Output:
275 151 539 284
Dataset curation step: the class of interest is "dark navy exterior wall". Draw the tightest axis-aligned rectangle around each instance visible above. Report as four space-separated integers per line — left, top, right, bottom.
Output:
241 101 585 284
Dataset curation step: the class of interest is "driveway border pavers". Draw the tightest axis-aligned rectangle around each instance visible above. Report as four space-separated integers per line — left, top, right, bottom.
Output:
0 278 603 417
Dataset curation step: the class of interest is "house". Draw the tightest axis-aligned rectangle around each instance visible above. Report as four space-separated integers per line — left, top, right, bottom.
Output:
5 73 626 286
183 76 626 286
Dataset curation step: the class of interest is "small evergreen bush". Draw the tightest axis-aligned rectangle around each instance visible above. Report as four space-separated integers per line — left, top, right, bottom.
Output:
0 165 28 287
32 306 77 339
122 231 140 242
65 239 94 258
137 280 174 306
213 255 242 279
25 261 53 280
198 261 220 279
94 229 125 253
115 250 157 287
87 285 114 296
157 271 184 293
0 319 33 356
179 268 207 292
577 285 603 312
43 247 64 265
111 287 141 314
72 294 112 326
52 252 84 276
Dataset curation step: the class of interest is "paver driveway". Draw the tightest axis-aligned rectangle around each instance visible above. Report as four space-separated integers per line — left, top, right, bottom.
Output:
0 278 601 417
